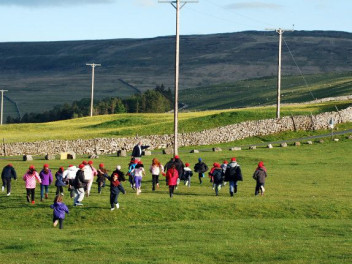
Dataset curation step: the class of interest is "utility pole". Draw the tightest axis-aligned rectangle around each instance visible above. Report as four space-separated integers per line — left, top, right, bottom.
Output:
86 63 101 117
266 28 294 119
0 90 8 125
158 0 198 156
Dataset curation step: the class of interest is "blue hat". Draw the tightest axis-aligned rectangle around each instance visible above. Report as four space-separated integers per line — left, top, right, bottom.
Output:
198 158 202 162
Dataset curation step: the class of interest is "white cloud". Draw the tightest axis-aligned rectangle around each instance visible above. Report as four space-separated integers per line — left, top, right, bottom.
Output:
225 2 282 10
0 0 115 7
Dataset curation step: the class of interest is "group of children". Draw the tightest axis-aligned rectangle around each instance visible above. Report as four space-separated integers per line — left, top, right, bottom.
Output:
1 156 268 229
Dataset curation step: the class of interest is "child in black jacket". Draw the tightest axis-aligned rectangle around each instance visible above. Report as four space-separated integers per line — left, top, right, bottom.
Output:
104 165 126 210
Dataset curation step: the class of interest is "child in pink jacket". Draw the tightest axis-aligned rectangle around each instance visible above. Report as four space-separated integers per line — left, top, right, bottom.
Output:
23 165 41 204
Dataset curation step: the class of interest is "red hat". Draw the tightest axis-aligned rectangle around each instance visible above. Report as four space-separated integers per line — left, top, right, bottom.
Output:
82 160 88 165
60 166 64 171
223 160 228 164
258 161 264 168
231 157 236 162
137 161 143 165
99 163 104 168
43 164 49 168
213 162 218 167
88 160 93 165
174 155 179 159
79 164 85 169
8 163 13 167
29 165 35 170
69 165 73 167
214 163 221 168
185 163 190 167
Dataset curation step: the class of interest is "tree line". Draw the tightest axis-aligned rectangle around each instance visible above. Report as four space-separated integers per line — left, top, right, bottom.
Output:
7 85 173 124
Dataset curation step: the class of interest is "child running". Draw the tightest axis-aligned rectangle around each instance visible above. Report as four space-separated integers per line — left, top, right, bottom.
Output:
209 163 223 196
132 161 145 195
149 158 164 191
23 165 41 204
50 195 69 229
55 167 66 196
253 161 267 196
96 163 108 194
194 158 208 184
183 163 193 187
104 165 126 210
166 164 179 198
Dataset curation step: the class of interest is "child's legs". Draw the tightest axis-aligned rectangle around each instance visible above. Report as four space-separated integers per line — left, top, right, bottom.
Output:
40 184 44 198
152 175 157 190
255 182 260 195
59 219 64 229
4 178 11 193
169 185 174 197
30 188 35 201
198 173 203 184
26 188 31 201
188 176 191 187
56 186 60 195
135 176 142 189
110 192 119 207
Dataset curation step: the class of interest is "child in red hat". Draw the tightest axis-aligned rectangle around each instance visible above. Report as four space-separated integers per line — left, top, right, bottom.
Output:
253 161 267 196
183 163 193 187
23 165 41 204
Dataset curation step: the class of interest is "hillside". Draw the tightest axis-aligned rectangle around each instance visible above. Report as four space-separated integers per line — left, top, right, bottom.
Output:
1 100 351 144
1 30 352 118
180 72 352 110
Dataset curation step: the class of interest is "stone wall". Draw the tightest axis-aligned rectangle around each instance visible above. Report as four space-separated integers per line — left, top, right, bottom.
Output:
2 107 352 156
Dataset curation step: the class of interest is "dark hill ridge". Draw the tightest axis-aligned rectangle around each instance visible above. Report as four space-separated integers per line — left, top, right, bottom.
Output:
0 30 352 117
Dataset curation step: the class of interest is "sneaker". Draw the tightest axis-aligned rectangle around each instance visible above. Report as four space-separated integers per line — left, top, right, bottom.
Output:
75 202 83 206
260 186 265 192
185 181 189 186
45 193 48 199
111 207 115 211
53 220 58 227
7 193 10 196
116 203 120 209
31 201 35 204
1 186 4 192
61 193 64 196
218 185 222 191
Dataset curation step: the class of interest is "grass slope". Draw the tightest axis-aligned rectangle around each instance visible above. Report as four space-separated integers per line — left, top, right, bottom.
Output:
0 136 351 263
180 72 352 110
0 100 351 143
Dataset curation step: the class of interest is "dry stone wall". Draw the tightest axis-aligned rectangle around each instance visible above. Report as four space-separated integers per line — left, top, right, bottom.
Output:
2 107 352 156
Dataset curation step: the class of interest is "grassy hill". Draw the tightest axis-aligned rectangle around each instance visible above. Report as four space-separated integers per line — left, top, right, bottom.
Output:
180 72 352 110
1 30 352 117
0 133 351 263
1 100 351 143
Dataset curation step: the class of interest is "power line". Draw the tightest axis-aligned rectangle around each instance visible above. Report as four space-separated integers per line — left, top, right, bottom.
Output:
283 37 316 101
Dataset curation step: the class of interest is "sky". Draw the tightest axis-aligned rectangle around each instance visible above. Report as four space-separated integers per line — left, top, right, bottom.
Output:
0 0 351 42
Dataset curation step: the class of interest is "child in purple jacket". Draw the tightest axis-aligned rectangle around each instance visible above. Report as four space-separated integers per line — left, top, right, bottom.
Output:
39 164 53 201
50 195 69 229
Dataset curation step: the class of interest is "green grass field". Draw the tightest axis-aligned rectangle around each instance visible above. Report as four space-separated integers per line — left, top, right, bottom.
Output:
1 100 351 143
0 134 351 263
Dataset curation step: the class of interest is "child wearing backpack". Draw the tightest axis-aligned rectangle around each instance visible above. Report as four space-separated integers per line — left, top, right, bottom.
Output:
104 166 126 210
50 195 69 229
55 167 66 196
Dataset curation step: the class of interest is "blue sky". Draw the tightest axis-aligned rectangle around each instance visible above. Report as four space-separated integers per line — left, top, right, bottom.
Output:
0 0 351 42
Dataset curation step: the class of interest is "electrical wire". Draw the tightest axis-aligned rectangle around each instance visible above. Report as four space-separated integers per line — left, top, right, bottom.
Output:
283 37 316 100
